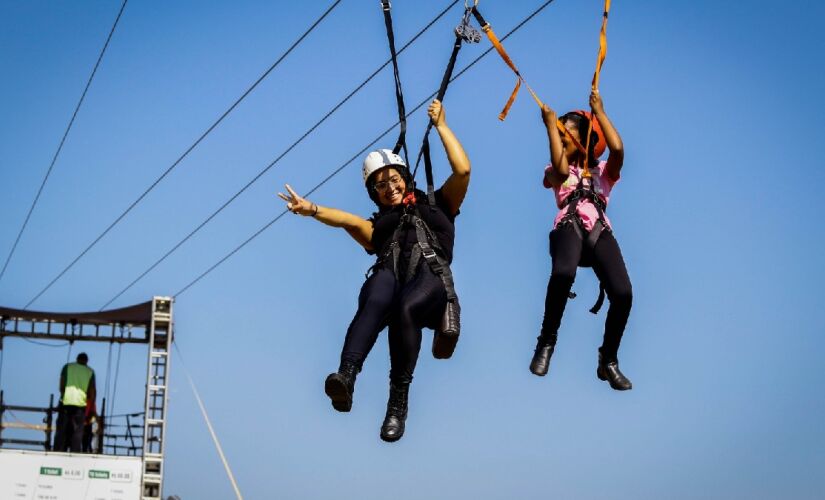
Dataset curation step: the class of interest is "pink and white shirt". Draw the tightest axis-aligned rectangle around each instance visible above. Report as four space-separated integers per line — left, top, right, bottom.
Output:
544 160 617 232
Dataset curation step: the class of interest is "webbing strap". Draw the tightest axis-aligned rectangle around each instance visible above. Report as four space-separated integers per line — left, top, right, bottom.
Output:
582 0 611 178
414 35 463 206
470 7 543 120
471 6 587 158
381 0 409 164
560 176 609 315
560 176 608 248
413 217 458 301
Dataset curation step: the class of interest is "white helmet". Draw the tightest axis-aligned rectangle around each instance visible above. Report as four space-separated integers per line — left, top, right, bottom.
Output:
362 149 406 184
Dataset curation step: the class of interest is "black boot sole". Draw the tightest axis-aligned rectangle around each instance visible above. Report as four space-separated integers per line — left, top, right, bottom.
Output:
432 332 459 360
529 347 553 377
380 426 404 443
596 366 633 391
529 359 549 377
324 374 353 412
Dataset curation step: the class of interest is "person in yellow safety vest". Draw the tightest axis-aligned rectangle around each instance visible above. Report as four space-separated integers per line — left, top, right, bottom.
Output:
53 352 96 453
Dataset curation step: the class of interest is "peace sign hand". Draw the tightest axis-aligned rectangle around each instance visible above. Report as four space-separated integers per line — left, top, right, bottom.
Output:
277 184 315 216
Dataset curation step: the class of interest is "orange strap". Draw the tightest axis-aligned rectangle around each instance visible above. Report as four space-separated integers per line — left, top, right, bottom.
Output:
479 24 544 120
582 0 611 178
474 6 586 157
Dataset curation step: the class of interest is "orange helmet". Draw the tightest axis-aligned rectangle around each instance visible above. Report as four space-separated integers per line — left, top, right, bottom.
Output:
570 110 607 159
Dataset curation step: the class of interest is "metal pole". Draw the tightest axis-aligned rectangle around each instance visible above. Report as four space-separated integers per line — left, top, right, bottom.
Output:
99 397 106 454
0 390 4 447
45 393 54 451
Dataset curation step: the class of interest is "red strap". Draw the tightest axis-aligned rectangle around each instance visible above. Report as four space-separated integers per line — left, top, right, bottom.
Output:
402 191 417 206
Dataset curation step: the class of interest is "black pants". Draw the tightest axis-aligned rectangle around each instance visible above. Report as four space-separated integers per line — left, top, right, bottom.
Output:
541 224 633 361
53 405 85 452
341 265 447 384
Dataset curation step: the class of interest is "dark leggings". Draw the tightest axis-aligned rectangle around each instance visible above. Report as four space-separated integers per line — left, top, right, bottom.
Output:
341 265 447 384
53 405 85 452
541 224 633 361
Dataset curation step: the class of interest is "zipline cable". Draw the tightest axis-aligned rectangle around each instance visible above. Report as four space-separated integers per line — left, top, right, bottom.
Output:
174 0 560 298
24 0 343 309
99 0 462 310
0 0 129 286
174 341 243 500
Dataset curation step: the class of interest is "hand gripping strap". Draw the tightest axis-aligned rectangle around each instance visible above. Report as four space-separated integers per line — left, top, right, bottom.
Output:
583 0 612 177
414 34 464 205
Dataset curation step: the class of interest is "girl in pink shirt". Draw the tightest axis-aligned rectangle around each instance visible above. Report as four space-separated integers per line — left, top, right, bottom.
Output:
529 91 633 391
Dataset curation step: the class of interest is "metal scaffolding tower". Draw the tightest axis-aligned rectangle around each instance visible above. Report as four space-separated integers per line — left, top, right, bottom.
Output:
0 296 174 500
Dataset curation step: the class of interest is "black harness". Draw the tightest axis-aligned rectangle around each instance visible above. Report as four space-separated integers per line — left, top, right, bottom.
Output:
371 4 476 358
557 174 610 314
374 202 460 344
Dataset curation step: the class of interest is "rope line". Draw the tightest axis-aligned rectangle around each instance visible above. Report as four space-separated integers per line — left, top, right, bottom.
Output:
174 0 559 298
99 0 462 309
24 0 343 309
21 338 70 348
0 0 129 286
109 343 123 417
174 341 243 500
103 342 113 417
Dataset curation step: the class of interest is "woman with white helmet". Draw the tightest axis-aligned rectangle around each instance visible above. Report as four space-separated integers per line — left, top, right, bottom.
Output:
278 99 470 442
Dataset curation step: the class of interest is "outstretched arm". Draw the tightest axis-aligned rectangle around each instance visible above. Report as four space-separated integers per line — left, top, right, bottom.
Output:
542 104 569 188
278 184 374 251
590 90 624 182
431 100 471 216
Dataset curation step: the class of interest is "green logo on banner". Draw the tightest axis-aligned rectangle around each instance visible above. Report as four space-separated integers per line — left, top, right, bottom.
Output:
89 470 110 479
40 467 62 476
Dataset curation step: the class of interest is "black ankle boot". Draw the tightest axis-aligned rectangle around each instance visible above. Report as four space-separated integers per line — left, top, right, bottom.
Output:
325 361 360 412
380 382 409 442
529 334 557 376
596 352 632 391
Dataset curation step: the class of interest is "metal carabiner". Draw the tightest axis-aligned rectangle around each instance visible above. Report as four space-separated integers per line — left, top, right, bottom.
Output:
455 6 482 43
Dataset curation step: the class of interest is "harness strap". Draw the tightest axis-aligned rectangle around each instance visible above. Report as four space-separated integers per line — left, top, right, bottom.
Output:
412 216 458 301
470 7 542 121
589 284 606 314
413 7 478 206
582 0 612 177
381 0 409 164
375 206 458 304
470 7 588 161
558 175 609 314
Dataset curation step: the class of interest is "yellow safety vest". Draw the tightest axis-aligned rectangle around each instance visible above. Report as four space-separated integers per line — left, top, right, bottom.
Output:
62 363 93 407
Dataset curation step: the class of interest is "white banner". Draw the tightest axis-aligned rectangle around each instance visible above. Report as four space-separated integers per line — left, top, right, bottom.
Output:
0 449 142 500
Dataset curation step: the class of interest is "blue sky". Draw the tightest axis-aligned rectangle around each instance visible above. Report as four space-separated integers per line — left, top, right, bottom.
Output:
1 1 824 498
